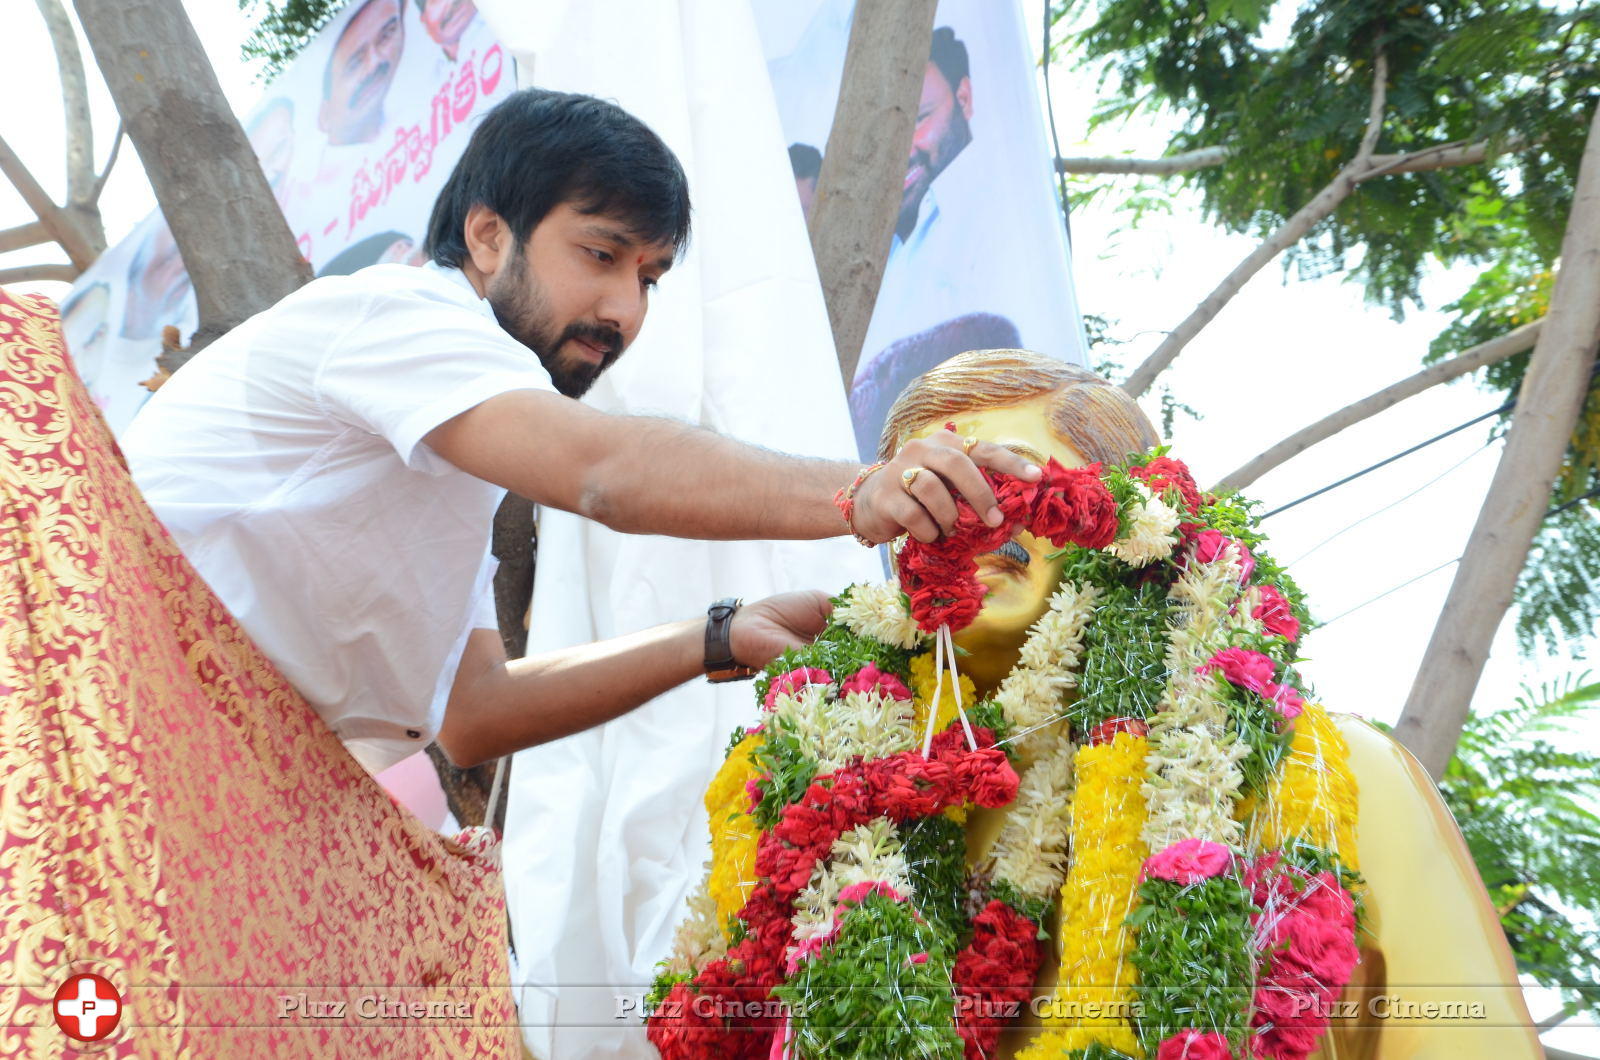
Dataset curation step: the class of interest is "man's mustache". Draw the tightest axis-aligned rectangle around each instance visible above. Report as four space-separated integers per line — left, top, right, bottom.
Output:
349 63 392 108
561 323 623 361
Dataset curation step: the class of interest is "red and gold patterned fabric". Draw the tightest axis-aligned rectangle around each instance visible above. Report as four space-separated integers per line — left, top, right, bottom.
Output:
0 289 519 1057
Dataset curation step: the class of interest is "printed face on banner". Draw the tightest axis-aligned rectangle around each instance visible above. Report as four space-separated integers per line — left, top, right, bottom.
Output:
761 0 1086 461
61 0 512 435
419 0 478 61
319 0 405 146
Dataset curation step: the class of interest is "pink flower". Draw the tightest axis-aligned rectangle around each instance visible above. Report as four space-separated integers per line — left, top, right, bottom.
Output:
1199 647 1277 695
1143 838 1233 885
907 952 929 966
1264 681 1305 720
838 663 912 702
785 932 838 975
763 667 833 710
1252 585 1301 641
1156 1029 1234 1060
1190 529 1255 583
835 880 906 911
745 778 764 814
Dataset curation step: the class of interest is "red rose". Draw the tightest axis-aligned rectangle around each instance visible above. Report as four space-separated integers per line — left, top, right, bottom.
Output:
1282 917 1360 986
1131 456 1204 514
1031 460 1118 549
1155 1029 1234 1060
956 747 1020 807
1199 647 1278 695
1089 716 1149 745
839 663 913 701
1252 584 1301 642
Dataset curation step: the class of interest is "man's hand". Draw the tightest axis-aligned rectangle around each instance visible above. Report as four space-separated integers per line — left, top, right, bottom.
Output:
729 591 833 669
851 429 1042 544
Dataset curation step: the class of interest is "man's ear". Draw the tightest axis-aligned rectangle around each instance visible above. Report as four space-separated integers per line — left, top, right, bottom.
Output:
462 203 511 279
956 76 973 121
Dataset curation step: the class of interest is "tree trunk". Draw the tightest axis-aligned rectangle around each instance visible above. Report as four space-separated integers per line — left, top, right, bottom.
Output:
1394 102 1600 779
36 0 106 255
808 0 939 386
72 0 310 364
1216 320 1543 491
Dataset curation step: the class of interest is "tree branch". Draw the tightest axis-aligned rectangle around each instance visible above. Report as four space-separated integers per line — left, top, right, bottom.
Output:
0 263 79 284
1394 101 1600 779
0 221 51 254
90 122 123 205
0 132 98 270
1354 50 1389 169
35 0 95 207
1216 320 1543 491
808 0 940 385
1055 146 1231 176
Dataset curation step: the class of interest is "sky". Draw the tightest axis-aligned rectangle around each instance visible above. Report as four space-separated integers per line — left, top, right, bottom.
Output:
2 0 1596 1048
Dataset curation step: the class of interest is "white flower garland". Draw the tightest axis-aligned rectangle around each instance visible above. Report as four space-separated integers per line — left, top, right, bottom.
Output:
832 581 929 650
1140 549 1256 851
771 682 918 774
994 580 1099 766
1105 483 1181 568
790 818 912 946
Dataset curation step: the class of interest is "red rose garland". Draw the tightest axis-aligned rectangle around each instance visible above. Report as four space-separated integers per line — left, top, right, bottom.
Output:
953 900 1044 1060
897 458 1119 634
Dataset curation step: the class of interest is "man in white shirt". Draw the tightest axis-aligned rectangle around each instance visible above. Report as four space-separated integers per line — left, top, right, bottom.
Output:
123 88 1037 776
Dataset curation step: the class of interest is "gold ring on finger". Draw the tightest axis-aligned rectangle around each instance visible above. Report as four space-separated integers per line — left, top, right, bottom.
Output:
962 435 980 456
900 466 926 494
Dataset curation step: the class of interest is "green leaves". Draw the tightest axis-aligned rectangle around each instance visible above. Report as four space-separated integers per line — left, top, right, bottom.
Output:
1128 873 1258 1049
1440 674 1600 1017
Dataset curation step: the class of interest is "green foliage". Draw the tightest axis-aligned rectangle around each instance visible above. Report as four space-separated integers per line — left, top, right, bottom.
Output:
1438 674 1600 1018
237 0 346 77
1127 874 1257 1048
900 815 970 941
1067 576 1172 734
750 723 818 831
1061 0 1598 315
774 892 963 1060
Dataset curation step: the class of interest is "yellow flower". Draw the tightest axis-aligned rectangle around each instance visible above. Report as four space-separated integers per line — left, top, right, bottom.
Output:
1254 702 1360 871
1018 732 1149 1059
910 650 976 738
705 732 764 934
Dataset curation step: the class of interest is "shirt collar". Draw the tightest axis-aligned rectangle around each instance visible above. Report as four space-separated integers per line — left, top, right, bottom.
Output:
424 261 497 321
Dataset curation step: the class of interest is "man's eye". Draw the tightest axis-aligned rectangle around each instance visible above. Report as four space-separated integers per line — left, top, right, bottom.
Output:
587 247 613 264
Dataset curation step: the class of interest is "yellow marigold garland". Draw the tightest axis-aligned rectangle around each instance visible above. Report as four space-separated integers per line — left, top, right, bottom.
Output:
705 731 764 934
1253 702 1360 872
1018 731 1150 1059
909 650 975 737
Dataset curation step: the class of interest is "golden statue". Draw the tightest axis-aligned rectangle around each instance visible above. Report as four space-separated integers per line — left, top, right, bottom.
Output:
877 350 1540 1060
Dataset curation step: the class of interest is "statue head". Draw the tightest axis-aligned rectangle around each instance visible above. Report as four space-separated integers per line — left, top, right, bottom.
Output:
879 350 1160 691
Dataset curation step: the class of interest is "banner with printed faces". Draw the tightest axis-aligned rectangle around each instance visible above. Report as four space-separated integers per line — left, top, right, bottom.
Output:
756 0 1087 461
60 0 514 434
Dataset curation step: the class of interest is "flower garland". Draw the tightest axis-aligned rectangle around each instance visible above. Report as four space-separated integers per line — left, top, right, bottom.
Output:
652 449 1364 1060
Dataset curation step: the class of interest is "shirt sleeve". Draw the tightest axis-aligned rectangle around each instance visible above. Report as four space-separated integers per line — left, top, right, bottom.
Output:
314 270 557 474
471 555 501 631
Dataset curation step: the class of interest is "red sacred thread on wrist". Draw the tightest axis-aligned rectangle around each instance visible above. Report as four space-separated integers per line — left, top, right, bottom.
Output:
833 461 886 547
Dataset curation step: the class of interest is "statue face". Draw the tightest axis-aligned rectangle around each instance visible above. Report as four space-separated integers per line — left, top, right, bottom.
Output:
906 393 1085 691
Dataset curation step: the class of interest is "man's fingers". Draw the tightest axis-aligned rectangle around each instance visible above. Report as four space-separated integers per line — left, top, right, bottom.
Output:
968 439 1041 482
920 444 1003 526
896 493 941 543
905 467 960 534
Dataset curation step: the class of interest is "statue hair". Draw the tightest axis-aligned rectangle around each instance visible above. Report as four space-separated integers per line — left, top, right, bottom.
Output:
876 349 1161 466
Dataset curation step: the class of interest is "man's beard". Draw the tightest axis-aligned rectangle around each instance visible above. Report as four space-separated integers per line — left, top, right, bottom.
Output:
898 110 971 237
486 248 625 398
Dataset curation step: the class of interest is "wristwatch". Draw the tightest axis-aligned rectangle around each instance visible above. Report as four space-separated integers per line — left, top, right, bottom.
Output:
704 597 757 683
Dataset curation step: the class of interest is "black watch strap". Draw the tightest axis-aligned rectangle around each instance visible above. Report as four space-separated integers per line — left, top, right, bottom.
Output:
704 597 756 683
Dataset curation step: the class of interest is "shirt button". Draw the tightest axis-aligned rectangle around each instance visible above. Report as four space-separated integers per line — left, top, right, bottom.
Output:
406 729 422 739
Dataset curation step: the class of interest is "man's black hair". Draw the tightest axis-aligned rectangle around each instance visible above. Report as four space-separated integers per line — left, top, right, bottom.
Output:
323 0 401 99
425 88 692 269
928 26 969 92
788 143 822 182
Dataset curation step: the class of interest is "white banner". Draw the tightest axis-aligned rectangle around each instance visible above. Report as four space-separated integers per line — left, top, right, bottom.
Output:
757 0 1087 459
60 0 515 435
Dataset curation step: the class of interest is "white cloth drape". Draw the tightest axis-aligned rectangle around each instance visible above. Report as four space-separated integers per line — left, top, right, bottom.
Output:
474 1 880 1055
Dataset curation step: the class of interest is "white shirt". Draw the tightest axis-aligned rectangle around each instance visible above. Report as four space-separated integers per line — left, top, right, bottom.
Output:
123 262 556 773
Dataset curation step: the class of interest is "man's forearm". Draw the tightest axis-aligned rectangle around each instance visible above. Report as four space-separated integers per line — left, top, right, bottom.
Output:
439 619 705 767
579 416 857 539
